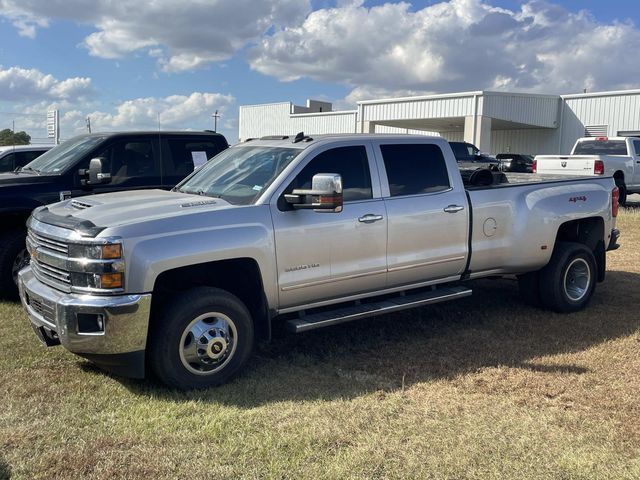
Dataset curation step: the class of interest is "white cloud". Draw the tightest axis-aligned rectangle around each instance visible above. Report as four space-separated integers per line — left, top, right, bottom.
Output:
0 66 93 102
83 92 235 133
249 0 640 102
0 0 312 72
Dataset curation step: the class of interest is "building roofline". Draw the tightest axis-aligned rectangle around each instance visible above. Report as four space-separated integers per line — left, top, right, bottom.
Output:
291 110 357 118
561 88 640 99
357 91 483 105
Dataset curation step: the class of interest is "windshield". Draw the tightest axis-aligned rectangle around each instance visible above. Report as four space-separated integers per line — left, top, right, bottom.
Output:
23 135 106 174
176 145 301 205
574 140 627 156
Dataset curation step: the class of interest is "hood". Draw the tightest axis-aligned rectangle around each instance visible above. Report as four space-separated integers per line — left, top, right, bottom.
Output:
0 171 55 187
42 189 235 230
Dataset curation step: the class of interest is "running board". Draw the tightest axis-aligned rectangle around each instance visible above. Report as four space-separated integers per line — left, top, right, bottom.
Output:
285 285 472 333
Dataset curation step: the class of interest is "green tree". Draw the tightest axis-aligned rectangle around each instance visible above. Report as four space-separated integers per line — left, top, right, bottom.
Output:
0 129 31 146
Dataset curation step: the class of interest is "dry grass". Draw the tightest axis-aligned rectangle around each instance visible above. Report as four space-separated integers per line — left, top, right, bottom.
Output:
1 201 639 479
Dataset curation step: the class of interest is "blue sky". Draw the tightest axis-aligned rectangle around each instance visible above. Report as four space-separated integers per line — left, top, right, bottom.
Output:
0 0 638 143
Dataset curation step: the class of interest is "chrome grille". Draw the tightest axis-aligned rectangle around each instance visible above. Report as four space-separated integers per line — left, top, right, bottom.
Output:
28 231 69 255
28 229 71 289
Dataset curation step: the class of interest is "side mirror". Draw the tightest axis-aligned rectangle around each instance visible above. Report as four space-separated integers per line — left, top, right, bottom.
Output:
80 158 111 185
284 173 343 212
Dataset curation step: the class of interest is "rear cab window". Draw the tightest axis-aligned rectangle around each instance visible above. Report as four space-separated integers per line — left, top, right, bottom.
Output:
379 143 451 197
574 140 628 155
166 138 227 177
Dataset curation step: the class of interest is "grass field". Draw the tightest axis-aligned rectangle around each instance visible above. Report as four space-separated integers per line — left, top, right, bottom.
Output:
1 203 639 479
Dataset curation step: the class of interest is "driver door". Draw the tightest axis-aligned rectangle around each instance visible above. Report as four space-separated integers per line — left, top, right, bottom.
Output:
271 142 387 309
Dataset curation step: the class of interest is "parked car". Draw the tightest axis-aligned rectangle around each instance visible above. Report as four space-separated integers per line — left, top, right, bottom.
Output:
534 136 640 205
19 133 619 389
449 141 499 168
0 144 53 173
0 131 228 298
496 153 534 173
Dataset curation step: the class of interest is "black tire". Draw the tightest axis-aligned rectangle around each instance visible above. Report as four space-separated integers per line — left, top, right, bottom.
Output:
0 229 28 300
148 287 254 390
517 271 541 307
615 179 627 207
539 242 596 313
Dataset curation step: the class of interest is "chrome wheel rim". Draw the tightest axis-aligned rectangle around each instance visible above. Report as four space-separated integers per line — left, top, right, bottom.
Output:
179 312 237 375
563 258 591 302
12 248 30 286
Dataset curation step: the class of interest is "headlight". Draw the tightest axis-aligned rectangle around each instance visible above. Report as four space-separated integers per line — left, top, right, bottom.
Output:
69 243 122 260
67 240 125 293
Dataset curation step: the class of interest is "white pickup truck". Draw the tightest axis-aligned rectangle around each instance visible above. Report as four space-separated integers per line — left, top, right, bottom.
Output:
534 136 640 205
19 134 620 389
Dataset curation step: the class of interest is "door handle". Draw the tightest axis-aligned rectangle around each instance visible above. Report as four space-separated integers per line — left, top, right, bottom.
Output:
358 214 384 223
443 205 465 213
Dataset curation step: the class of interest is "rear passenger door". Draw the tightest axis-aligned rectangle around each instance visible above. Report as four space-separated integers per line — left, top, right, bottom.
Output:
633 140 640 187
163 137 227 187
373 140 469 287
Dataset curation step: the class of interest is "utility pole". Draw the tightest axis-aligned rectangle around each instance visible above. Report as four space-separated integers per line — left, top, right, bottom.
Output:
211 110 220 132
86 116 91 133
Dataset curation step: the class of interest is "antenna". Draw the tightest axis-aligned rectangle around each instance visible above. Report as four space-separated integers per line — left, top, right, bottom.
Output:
86 116 91 133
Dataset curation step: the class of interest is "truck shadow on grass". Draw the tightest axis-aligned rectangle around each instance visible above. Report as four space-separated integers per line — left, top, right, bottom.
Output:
0 455 11 480
85 270 640 406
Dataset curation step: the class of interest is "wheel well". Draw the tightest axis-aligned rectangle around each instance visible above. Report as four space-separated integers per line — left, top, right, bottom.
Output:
613 171 624 183
555 217 606 282
151 258 270 340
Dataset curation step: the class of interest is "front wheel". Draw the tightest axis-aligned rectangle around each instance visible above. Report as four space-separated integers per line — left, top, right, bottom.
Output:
539 242 596 313
0 229 29 300
149 287 254 389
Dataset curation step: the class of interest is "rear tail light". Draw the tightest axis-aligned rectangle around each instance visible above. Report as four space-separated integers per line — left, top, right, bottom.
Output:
532 159 537 173
594 160 604 175
612 186 619 217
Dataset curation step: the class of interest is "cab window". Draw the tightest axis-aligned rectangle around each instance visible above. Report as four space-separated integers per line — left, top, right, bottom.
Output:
290 146 372 202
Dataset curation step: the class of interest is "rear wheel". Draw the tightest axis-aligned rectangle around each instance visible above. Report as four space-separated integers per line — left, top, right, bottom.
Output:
149 287 254 389
0 229 28 300
539 242 596 313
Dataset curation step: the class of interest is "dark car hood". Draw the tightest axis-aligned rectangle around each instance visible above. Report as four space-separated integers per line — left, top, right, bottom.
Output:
0 171 57 187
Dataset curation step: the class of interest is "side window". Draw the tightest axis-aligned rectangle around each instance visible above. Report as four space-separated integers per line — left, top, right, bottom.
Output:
0 153 15 172
634 140 640 156
380 143 450 197
167 139 222 177
290 146 372 202
15 150 46 168
95 140 159 185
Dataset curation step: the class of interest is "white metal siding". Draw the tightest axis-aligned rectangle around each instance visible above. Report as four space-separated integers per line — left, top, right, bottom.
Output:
483 93 560 128
239 103 356 140
561 92 640 152
491 128 559 155
361 96 476 122
290 112 357 135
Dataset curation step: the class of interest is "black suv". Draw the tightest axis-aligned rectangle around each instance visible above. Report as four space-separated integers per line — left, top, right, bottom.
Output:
0 131 228 298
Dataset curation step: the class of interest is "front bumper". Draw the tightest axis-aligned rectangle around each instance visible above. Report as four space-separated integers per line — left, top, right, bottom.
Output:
18 266 151 378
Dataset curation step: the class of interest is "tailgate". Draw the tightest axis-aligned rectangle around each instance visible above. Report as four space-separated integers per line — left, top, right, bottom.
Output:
535 155 595 175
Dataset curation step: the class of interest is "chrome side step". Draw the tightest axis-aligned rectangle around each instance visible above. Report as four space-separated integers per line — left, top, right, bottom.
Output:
285 285 472 333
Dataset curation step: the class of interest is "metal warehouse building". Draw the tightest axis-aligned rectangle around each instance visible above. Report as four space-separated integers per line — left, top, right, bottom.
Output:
238 89 640 155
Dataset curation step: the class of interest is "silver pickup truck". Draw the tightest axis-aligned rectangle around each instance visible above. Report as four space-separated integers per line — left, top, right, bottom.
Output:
19 134 621 389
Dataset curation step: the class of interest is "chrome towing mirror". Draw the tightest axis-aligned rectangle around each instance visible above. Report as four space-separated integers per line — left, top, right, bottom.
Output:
284 173 343 212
